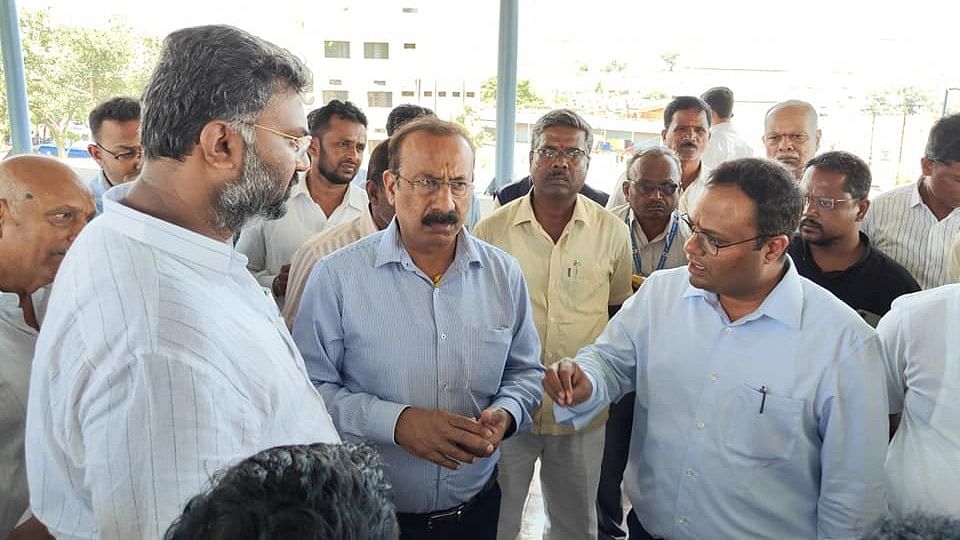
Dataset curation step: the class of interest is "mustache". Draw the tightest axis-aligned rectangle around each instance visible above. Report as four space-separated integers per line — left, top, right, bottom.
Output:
422 211 459 226
800 218 821 229
680 141 698 148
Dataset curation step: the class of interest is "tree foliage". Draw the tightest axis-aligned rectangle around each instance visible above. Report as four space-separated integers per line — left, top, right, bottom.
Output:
480 77 545 108
0 9 160 155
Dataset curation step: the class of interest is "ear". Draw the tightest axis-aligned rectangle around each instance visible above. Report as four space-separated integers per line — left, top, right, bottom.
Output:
308 135 321 159
87 143 105 167
661 128 668 143
365 179 378 203
198 120 243 172
528 150 534 171
383 170 398 206
921 157 934 177
814 129 822 150
764 234 790 263
621 179 631 200
855 198 870 222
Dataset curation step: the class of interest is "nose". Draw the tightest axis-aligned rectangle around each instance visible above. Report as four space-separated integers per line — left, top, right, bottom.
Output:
295 150 310 172
682 231 702 257
802 196 819 217
651 188 663 201
778 136 794 151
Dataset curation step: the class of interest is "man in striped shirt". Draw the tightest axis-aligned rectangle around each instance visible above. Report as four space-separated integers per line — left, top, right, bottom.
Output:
26 26 340 540
861 113 960 288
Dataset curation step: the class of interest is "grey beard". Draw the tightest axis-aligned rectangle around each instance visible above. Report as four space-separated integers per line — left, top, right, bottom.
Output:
214 147 291 233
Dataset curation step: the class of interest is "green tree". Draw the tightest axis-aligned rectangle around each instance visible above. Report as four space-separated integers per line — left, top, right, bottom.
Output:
12 10 160 156
660 52 679 72
480 77 544 108
893 87 934 181
864 92 893 165
454 104 492 147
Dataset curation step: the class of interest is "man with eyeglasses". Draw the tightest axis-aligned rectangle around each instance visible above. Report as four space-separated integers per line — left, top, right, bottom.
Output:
543 158 887 539
237 99 368 307
763 100 822 181
861 113 960 289
293 117 543 540
789 151 918 326
86 96 142 214
26 26 340 540
473 109 632 540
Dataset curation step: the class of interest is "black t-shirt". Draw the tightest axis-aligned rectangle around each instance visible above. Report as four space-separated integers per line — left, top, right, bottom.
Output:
788 232 921 325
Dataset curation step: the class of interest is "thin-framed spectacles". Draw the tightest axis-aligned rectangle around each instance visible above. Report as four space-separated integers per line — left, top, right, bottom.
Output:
679 213 765 256
802 195 860 211
245 123 312 157
536 146 589 162
95 143 142 162
394 171 474 198
764 132 809 145
629 181 678 196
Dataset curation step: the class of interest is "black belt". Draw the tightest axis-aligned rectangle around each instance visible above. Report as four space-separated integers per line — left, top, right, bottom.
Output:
397 469 499 530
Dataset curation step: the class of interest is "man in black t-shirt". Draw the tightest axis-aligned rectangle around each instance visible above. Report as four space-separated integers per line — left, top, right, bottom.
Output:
789 151 919 325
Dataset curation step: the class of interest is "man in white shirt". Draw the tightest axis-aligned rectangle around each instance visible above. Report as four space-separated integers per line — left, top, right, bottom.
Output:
545 158 887 539
283 139 394 327
607 96 712 213
236 99 369 306
700 87 754 170
879 284 960 517
0 155 93 539
861 113 960 289
26 25 340 540
763 100 821 181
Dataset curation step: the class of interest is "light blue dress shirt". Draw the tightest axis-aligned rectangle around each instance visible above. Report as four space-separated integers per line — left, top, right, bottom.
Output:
293 219 544 514
555 261 887 539
86 170 112 215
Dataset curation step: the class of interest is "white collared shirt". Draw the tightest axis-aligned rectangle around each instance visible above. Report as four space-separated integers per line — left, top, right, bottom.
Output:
879 284 960 517
26 183 340 540
700 122 755 171
609 204 688 276
236 173 368 301
606 163 710 215
860 180 960 289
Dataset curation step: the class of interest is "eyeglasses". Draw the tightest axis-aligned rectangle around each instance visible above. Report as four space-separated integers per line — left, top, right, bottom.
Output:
764 132 809 145
802 195 860 211
394 172 474 198
680 213 765 256
536 146 589 162
245 123 312 157
629 182 678 196
95 143 142 162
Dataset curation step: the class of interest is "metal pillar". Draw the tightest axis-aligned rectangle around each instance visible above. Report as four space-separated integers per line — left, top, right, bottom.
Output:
493 0 518 189
0 0 32 155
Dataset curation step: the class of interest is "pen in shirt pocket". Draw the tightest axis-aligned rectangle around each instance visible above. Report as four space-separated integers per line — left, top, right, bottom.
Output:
567 259 582 279
753 385 769 414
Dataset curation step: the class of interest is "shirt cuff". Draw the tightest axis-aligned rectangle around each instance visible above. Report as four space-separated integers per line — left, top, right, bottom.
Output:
491 396 523 438
366 400 410 446
552 372 607 430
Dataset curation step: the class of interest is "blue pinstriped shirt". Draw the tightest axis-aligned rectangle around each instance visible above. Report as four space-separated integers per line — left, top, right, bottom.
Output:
293 219 544 514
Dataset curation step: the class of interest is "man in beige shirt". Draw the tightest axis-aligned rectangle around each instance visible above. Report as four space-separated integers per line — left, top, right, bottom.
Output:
283 140 394 327
473 109 632 540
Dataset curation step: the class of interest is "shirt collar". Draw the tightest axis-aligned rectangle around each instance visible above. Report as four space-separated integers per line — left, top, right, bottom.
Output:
295 172 369 211
101 183 245 274
512 190 590 227
681 257 803 329
628 208 678 243
909 179 924 208
374 218 482 272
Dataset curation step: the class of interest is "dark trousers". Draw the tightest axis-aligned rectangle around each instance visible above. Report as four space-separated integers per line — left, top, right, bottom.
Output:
398 484 501 540
597 392 636 540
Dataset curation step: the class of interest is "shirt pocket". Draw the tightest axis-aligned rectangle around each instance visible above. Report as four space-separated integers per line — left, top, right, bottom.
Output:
560 262 608 317
725 383 804 462
468 327 511 398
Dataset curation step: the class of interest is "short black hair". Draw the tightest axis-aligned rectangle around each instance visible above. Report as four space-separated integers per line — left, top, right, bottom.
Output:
530 108 594 153
164 443 397 540
366 140 390 188
386 104 434 136
924 113 960 165
701 87 734 119
307 100 368 139
804 151 872 199
89 97 141 141
706 157 802 238
663 96 712 129
863 513 960 539
141 25 311 161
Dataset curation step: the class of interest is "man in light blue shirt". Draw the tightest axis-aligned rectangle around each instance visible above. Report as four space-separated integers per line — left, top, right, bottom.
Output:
85 96 142 214
293 117 543 539
545 158 887 540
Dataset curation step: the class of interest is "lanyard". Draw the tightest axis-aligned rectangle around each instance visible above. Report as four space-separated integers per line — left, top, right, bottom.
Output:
627 211 680 275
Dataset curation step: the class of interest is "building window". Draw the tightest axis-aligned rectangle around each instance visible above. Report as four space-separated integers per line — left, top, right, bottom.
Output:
402 7 418 13
328 79 342 85
324 41 350 58
465 91 476 98
404 43 417 49
322 90 349 103
364 42 389 59
438 91 447 97
452 91 461 97
401 90 416 97
368 91 393 108
373 80 386 86
423 91 433 97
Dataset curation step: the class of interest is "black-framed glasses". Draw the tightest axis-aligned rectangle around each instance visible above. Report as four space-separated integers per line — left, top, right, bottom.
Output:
680 213 765 256
802 195 860 211
244 123 312 158
95 143 142 162
394 171 474 198
629 181 678 196
763 132 809 145
535 146 589 162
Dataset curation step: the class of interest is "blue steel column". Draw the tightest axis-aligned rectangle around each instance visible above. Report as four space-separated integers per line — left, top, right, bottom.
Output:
494 0 518 189
0 0 32 155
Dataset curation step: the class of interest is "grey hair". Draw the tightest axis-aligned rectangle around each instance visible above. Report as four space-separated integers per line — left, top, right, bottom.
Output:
764 100 819 131
530 109 594 153
140 24 311 161
624 146 682 182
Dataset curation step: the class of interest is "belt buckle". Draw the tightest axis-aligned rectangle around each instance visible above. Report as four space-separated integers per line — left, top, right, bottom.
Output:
425 505 465 530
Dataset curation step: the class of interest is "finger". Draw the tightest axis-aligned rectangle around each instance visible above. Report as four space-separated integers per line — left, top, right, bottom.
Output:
542 367 565 404
436 440 477 464
558 361 577 405
448 414 493 439
447 429 495 457
427 450 461 470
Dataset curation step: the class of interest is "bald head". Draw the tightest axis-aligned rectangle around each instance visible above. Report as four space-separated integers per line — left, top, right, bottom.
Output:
763 100 822 180
0 155 94 294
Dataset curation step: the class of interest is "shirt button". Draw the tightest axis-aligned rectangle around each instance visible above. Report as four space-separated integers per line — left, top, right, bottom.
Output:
440 333 447 340
696 421 705 429
710 373 719 382
724 327 732 334
686 468 696 477
677 516 687 525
